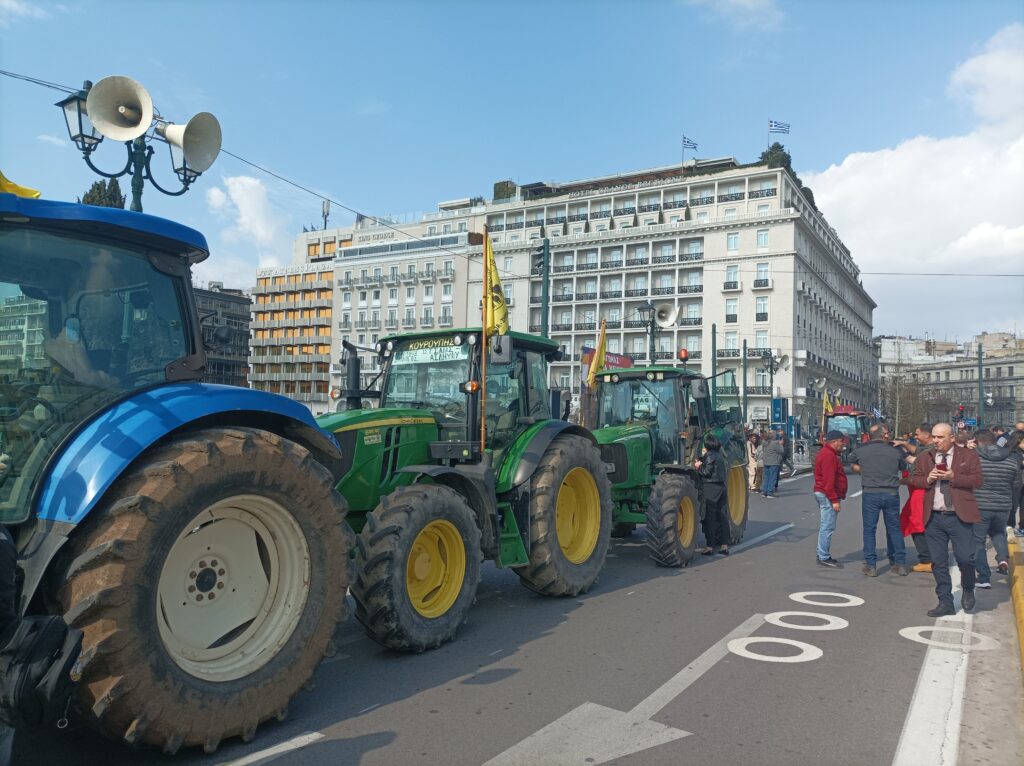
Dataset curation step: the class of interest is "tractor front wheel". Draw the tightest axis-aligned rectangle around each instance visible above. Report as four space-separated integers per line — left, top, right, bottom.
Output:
645 473 700 567
725 465 749 544
516 435 612 596
59 428 351 754
352 484 481 652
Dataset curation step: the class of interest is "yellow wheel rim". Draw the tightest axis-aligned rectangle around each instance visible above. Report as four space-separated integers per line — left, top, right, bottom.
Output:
555 467 601 564
677 496 696 548
727 467 746 524
406 520 466 619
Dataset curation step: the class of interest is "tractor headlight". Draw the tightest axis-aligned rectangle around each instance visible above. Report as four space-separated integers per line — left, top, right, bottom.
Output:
453 334 464 345
611 373 620 383
374 342 383 354
467 333 479 346
646 372 655 381
386 340 395 351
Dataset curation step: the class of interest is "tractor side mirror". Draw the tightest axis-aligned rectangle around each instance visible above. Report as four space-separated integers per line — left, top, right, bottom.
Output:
488 335 512 365
690 378 709 400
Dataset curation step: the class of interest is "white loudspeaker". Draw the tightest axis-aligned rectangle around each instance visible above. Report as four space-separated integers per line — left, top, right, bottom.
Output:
86 76 153 141
776 354 791 371
812 378 827 391
654 302 680 329
157 112 222 173
833 388 842 397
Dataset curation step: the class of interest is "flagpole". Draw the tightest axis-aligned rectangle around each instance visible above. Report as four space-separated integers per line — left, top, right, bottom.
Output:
480 226 489 454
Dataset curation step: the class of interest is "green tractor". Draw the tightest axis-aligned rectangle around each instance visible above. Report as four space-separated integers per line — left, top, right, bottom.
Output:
591 366 749 567
317 329 612 652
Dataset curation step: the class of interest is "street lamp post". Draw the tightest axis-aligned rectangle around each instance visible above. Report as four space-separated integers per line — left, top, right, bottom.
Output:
637 300 657 363
55 77 221 212
760 349 790 429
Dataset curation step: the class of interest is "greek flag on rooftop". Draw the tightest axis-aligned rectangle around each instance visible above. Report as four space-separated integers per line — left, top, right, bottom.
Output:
769 120 790 134
681 135 697 149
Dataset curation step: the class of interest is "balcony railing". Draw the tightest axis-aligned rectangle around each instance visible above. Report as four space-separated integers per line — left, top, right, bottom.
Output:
716 386 739 395
576 292 598 300
613 208 636 216
650 255 674 265
678 317 702 326
506 221 525 230
722 281 739 290
526 219 543 228
553 265 574 274
385 319 398 329
439 315 453 326
749 188 777 199
638 203 661 212
718 192 745 202
439 268 456 281
626 258 649 267
402 318 416 328
753 278 772 289
624 288 649 297
679 284 703 294
725 313 738 323
546 216 567 224
756 312 769 322
604 320 622 329
529 296 542 304
687 350 703 360
689 196 714 206
663 200 687 210
679 251 704 262
529 324 542 332
488 223 505 232
591 210 611 219
551 324 573 332
576 262 599 271
717 349 741 358
624 319 647 329
401 271 417 283
575 322 596 331
420 316 435 327
567 213 588 222
652 286 675 295
747 386 772 395
654 351 675 360
600 290 622 299
601 260 623 269
552 294 574 303
747 347 771 357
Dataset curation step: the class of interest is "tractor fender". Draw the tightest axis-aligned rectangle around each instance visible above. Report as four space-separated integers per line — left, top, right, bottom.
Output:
397 464 501 555
497 420 597 494
34 382 341 526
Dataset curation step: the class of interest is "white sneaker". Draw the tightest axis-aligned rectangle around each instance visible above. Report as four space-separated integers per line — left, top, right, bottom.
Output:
976 581 992 589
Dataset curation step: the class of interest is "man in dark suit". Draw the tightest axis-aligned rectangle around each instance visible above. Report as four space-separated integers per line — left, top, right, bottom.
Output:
910 422 984 616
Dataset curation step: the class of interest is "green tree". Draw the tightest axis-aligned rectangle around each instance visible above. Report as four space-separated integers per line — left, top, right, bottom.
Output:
760 142 817 212
79 178 126 208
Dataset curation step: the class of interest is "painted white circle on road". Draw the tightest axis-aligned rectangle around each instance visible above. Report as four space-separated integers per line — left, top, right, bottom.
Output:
765 611 849 631
727 637 823 663
899 626 1000 651
789 591 865 608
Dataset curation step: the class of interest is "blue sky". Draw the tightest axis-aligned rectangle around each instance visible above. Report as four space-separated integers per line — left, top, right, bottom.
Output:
2 0 1023 338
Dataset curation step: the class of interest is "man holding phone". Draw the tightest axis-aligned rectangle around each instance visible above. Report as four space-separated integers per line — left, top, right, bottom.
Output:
910 422 984 616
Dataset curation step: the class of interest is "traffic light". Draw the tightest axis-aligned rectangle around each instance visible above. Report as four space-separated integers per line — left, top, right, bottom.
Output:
531 240 548 275
958 403 965 416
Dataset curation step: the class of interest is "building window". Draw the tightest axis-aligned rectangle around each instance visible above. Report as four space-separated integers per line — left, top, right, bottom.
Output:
687 335 701 352
757 229 769 248
756 262 770 279
756 296 769 314
424 285 434 300
406 286 415 300
428 225 437 235
696 212 709 223
458 222 467 232
725 332 738 350
443 223 452 234
726 265 739 282
725 298 738 318
724 208 737 219
389 288 398 303
757 204 770 215
504 256 514 272
727 233 739 251
442 283 453 300
756 330 768 347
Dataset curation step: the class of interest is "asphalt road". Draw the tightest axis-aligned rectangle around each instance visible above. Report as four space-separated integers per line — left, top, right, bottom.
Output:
15 471 1024 766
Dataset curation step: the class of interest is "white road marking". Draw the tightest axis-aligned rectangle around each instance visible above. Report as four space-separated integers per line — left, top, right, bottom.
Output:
789 591 865 608
898 626 999 651
483 614 765 766
357 703 381 715
849 490 863 498
891 565 970 766
731 523 793 553
488 649 503 656
727 636 824 663
626 590 635 596
217 732 324 766
764 611 849 631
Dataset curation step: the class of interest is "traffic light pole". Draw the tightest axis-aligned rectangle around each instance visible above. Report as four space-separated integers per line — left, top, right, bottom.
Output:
977 341 984 428
540 238 550 338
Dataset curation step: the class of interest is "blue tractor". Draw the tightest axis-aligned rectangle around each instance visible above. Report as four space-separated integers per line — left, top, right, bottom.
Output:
0 194 352 753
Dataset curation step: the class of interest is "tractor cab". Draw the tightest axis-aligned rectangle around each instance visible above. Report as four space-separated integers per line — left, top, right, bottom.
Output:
0 195 204 525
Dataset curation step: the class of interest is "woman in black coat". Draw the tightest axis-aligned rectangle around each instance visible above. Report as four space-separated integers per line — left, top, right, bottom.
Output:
695 433 730 555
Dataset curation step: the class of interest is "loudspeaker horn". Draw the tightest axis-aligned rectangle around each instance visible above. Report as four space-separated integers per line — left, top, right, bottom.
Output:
654 302 680 329
86 76 154 141
157 112 222 173
812 378 827 391
776 353 791 371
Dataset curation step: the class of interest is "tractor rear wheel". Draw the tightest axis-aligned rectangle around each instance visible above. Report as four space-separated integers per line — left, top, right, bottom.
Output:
516 435 612 596
725 465 749 544
352 484 481 652
645 473 700 567
59 428 351 754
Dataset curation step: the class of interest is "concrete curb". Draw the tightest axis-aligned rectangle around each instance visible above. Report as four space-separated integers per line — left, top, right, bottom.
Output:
1009 534 1024 689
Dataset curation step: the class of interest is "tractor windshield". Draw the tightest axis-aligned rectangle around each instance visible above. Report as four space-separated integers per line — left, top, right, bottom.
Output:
380 337 473 440
597 377 680 462
0 226 191 523
826 415 865 438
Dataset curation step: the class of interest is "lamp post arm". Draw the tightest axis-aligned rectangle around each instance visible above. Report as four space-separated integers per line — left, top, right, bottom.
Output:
81 141 134 180
142 145 191 197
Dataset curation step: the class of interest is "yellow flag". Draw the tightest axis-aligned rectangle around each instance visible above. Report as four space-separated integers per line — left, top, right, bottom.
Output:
823 389 834 415
483 234 509 337
0 170 41 199
586 319 607 388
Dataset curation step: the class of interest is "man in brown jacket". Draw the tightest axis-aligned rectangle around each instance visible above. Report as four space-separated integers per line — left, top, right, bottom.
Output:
910 422 984 616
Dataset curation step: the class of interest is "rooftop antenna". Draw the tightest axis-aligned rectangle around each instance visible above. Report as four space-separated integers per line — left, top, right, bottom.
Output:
322 199 330 231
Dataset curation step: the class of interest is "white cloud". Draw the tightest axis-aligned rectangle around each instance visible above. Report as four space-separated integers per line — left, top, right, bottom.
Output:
36 133 66 148
684 0 782 31
804 24 1024 341
201 175 293 288
0 0 48 26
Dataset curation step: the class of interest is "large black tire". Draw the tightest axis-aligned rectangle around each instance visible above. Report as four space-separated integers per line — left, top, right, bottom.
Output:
352 484 481 653
610 522 636 539
516 435 612 596
725 465 749 544
645 473 700 567
58 427 352 754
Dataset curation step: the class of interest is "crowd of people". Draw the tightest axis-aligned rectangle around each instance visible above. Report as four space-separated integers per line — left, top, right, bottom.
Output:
745 428 795 499
812 419 1024 616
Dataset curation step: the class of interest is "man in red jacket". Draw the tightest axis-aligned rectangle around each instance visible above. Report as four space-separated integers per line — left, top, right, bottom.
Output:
910 422 984 616
814 430 849 568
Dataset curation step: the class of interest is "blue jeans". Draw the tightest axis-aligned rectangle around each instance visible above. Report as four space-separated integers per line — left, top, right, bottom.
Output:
862 492 905 567
973 509 1010 583
815 491 838 561
762 465 780 496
